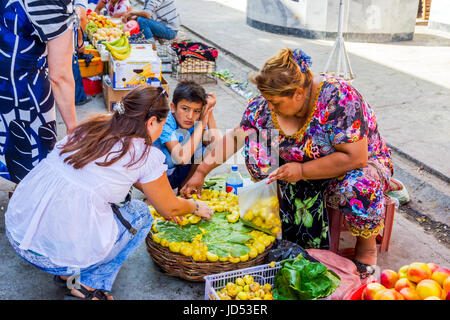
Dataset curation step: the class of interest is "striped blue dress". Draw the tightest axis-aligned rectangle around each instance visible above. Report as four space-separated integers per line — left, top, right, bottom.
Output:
0 0 75 183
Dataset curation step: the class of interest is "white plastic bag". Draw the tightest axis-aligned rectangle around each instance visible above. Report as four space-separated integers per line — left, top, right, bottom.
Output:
238 179 282 238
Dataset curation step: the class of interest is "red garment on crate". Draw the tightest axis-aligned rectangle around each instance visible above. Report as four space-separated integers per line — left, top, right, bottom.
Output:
306 249 362 300
170 42 218 63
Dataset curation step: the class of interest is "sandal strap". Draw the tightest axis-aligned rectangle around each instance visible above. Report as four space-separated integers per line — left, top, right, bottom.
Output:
352 259 376 279
70 286 108 300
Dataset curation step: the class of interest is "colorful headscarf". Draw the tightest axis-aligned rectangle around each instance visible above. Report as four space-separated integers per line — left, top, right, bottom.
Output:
292 49 312 73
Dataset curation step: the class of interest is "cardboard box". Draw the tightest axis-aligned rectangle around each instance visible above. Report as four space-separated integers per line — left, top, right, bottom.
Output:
109 44 162 89
102 75 169 113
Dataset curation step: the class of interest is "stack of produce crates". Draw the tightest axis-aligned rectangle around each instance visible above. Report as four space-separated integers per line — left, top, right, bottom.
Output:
204 262 281 300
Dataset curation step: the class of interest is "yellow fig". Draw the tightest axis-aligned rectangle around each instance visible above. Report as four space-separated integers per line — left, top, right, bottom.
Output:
243 275 254 285
206 251 219 262
235 278 245 287
248 247 258 259
236 292 248 300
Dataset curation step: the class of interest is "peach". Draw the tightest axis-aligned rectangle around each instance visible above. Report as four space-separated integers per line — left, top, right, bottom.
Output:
374 289 404 300
399 287 420 300
427 263 439 273
443 277 450 293
407 262 432 283
398 265 409 279
416 279 442 300
430 267 450 286
394 278 416 292
380 269 399 289
362 283 386 300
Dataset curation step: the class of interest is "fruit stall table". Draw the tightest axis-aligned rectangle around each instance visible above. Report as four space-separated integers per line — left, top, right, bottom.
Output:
80 10 166 111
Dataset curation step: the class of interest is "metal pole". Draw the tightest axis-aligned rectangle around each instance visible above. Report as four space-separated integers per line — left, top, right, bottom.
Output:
323 0 354 81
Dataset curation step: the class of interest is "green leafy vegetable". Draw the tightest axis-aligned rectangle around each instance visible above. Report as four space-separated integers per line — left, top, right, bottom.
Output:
157 210 256 258
156 220 202 242
273 254 340 300
200 217 252 257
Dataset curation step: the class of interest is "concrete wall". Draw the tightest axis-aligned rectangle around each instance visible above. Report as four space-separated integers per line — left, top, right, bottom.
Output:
247 0 419 42
428 0 450 32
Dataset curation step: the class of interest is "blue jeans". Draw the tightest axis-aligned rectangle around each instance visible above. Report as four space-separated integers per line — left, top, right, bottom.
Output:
6 200 153 292
72 54 87 104
168 164 192 190
137 17 177 41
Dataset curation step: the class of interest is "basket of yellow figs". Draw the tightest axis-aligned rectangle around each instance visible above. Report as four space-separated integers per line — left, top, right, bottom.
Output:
145 189 279 282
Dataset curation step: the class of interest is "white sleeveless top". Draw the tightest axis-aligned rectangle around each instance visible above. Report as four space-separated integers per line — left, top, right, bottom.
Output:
5 136 167 268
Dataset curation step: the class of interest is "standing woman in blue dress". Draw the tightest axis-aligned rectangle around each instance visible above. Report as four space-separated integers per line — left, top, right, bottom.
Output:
0 0 78 186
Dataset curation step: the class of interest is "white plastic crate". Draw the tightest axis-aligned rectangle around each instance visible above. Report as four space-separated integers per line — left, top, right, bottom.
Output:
204 262 281 300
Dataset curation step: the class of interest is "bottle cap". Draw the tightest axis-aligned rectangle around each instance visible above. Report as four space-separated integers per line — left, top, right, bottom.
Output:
231 165 238 171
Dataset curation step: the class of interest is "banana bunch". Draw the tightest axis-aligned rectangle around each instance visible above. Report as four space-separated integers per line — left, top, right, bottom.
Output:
105 35 131 60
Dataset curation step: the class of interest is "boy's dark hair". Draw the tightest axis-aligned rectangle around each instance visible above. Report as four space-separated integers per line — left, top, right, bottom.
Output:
172 81 207 107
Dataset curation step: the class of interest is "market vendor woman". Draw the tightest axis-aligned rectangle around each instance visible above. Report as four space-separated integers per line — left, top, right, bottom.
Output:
181 48 393 277
5 86 213 300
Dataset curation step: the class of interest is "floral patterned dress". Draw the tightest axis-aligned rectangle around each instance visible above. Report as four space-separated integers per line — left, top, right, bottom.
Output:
240 75 393 249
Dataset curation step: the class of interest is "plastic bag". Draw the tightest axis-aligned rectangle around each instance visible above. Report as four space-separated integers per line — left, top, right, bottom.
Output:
266 239 319 263
238 179 282 238
386 178 410 205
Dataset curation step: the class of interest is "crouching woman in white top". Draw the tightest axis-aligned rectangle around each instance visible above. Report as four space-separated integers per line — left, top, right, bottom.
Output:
5 86 213 300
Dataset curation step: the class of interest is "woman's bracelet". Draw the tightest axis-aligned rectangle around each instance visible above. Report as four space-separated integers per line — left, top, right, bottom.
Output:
191 199 199 215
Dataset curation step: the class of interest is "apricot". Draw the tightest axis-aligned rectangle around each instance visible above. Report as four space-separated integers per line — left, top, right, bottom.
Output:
362 283 386 300
443 277 450 293
398 265 409 279
374 289 404 300
380 269 399 289
416 279 442 300
407 262 432 283
399 287 420 300
430 267 450 286
427 263 439 273
394 278 416 292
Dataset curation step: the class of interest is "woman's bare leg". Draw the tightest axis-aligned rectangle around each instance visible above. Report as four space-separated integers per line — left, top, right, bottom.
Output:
354 236 377 265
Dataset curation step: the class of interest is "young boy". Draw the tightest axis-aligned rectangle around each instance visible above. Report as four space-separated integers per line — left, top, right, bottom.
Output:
153 81 221 191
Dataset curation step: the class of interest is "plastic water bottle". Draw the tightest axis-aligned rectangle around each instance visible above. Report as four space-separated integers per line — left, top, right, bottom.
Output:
226 165 243 195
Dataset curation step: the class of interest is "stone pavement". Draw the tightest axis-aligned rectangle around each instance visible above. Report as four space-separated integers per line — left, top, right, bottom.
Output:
0 0 449 300
170 0 450 180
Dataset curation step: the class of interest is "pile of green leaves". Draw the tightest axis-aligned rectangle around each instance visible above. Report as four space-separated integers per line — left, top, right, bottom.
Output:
273 254 341 300
156 220 202 242
156 212 254 258
198 212 253 258
203 174 227 191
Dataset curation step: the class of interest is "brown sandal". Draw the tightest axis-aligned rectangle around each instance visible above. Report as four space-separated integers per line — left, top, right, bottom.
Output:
352 259 377 280
64 286 111 300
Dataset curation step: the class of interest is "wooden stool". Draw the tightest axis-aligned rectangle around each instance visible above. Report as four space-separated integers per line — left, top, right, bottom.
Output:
328 195 395 258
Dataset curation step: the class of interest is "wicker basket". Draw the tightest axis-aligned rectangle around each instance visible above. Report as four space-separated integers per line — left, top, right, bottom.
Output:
79 49 104 78
145 233 273 282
